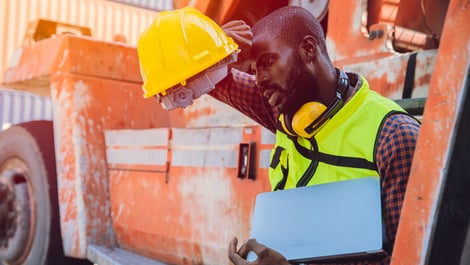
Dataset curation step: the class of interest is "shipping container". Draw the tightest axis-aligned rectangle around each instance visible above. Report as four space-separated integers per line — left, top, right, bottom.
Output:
0 87 52 130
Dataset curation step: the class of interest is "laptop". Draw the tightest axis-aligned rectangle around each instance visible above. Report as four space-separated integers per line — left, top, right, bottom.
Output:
247 177 385 263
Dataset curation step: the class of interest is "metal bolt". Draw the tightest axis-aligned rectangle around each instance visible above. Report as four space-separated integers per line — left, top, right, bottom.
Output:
369 29 384 40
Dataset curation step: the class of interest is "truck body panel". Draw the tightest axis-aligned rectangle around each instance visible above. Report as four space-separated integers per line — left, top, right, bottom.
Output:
105 126 273 264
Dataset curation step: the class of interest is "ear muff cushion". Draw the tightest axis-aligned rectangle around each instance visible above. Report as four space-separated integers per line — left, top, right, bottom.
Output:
279 114 296 136
291 101 327 138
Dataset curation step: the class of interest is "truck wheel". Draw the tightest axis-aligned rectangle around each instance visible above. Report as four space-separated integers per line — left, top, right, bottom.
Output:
0 121 67 265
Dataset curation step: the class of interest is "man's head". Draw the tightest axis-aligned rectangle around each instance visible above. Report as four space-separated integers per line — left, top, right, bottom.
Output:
249 6 335 118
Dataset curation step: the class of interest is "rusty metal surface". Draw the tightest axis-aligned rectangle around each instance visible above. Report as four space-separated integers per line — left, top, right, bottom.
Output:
2 32 252 261
88 245 170 265
391 0 470 263
4 34 171 258
4 36 143 96
3 33 262 261
51 71 167 258
327 1 396 64
342 50 436 99
326 1 437 100
105 125 273 264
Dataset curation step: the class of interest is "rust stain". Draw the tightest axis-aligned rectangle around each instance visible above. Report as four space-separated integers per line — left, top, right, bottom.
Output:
3 34 169 258
391 0 470 263
107 126 271 264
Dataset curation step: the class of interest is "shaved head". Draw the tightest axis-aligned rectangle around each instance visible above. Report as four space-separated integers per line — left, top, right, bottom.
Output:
252 6 328 56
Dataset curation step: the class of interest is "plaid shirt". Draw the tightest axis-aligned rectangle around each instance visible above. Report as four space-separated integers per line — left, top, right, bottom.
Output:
210 69 420 265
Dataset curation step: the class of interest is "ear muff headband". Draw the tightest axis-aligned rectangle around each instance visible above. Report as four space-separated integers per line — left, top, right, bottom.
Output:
280 68 349 138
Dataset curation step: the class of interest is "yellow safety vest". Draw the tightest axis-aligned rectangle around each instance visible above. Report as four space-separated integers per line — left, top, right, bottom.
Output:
269 76 409 190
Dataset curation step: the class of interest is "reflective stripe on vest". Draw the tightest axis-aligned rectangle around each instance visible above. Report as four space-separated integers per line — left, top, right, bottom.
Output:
269 76 409 190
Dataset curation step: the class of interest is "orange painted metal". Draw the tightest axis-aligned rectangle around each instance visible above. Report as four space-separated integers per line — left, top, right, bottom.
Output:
3 35 173 258
391 0 470 263
327 0 396 64
0 0 160 84
341 50 436 99
328 0 437 99
3 32 271 262
106 125 272 264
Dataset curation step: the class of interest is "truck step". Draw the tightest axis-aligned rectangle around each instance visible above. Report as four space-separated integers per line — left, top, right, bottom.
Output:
88 245 170 265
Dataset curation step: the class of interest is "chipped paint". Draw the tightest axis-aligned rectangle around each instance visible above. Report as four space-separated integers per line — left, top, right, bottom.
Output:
342 50 437 99
177 168 234 262
58 49 70 69
2 35 170 259
327 2 395 63
391 0 470 263
105 126 271 264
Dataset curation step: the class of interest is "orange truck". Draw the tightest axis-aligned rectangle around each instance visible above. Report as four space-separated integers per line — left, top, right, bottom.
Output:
0 0 469 264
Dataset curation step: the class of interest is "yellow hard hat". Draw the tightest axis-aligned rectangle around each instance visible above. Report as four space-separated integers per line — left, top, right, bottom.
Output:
138 7 239 98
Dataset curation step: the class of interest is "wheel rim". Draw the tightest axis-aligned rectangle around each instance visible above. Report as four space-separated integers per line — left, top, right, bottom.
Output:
0 159 35 265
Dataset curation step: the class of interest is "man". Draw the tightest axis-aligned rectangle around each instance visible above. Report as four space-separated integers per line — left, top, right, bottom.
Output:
138 6 420 265
219 6 420 265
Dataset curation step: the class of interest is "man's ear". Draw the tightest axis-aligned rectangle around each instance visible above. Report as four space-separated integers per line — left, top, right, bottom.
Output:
299 36 317 61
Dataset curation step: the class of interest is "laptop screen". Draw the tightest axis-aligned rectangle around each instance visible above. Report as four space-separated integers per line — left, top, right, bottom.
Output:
248 177 384 263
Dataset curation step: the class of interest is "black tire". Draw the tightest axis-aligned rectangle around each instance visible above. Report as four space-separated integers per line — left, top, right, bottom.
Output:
0 121 89 265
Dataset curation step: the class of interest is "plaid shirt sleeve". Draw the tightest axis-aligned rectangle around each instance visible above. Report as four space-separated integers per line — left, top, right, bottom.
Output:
376 113 420 249
209 68 277 132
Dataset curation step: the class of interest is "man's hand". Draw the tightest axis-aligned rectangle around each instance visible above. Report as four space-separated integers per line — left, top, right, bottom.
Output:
221 20 252 71
228 237 290 265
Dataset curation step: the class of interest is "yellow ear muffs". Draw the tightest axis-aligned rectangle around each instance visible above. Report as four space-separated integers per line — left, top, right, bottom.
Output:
279 68 349 138
291 102 327 138
278 101 327 138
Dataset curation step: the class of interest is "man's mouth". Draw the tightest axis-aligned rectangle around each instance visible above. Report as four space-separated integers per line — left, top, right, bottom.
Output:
262 83 292 108
263 86 300 116
263 90 286 107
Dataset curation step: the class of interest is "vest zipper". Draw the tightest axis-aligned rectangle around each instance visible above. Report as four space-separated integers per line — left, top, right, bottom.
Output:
296 138 319 187
273 164 289 191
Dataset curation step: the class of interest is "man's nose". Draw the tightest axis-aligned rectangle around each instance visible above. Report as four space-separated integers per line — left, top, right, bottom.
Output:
256 72 270 87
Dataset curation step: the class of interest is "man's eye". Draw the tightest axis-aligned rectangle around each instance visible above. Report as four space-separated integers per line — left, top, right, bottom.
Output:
262 58 274 67
256 58 273 71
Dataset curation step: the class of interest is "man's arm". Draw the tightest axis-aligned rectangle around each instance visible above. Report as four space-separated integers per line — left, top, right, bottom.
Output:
376 114 420 247
210 20 277 132
209 68 277 132
221 20 252 73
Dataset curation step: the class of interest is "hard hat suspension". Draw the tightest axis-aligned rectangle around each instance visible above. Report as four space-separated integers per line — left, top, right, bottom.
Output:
156 52 238 110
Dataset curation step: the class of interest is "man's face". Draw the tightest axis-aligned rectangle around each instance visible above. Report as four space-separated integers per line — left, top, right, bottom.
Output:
250 34 319 117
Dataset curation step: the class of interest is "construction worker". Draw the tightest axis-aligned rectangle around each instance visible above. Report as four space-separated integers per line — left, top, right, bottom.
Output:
138 6 420 265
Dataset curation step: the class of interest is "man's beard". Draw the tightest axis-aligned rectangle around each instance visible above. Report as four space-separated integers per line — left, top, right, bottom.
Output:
280 54 320 118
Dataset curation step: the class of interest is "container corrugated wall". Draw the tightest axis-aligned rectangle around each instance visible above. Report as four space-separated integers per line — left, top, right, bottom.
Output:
109 0 172 10
0 87 53 130
0 0 172 83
